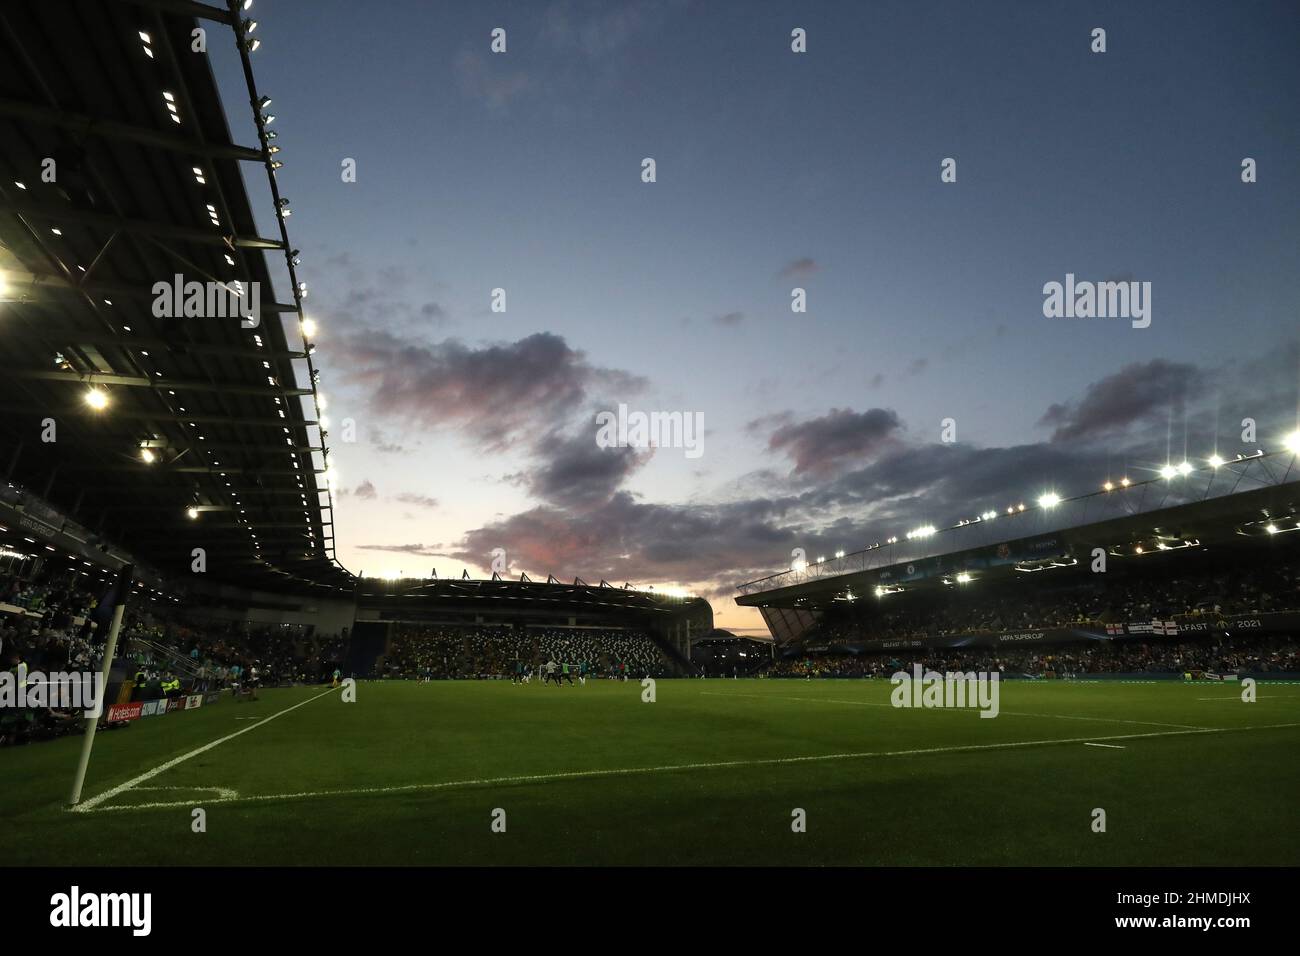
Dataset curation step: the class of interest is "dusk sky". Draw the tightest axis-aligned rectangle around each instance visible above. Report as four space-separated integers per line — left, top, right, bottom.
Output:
210 0 1300 634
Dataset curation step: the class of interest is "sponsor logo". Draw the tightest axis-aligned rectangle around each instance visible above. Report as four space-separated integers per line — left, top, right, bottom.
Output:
106 702 143 722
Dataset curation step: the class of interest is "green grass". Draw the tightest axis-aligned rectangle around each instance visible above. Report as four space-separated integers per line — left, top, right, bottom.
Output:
2 678 1297 866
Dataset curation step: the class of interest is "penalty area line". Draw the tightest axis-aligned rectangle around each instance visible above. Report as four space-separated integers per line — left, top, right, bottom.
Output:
701 691 1211 731
74 720 1300 814
70 686 339 813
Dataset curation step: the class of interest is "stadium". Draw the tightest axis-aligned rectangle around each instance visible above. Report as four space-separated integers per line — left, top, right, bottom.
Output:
1 0 1298 929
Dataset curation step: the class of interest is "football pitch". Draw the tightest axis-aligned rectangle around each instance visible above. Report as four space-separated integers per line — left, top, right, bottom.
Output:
2 678 1297 866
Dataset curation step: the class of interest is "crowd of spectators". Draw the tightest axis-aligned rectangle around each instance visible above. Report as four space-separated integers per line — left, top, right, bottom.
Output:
806 564 1300 647
2 572 349 746
773 632 1300 679
383 623 672 680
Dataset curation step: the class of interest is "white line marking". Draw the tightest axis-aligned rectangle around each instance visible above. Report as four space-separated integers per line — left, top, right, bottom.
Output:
71 686 337 813
1197 695 1300 701
75 721 1300 814
133 785 241 799
701 691 1211 730
1083 742 1126 749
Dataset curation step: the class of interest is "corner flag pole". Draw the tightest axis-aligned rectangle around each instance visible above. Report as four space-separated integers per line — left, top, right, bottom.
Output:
67 563 134 807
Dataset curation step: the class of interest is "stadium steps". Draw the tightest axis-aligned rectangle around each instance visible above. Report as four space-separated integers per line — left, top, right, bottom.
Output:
647 632 695 676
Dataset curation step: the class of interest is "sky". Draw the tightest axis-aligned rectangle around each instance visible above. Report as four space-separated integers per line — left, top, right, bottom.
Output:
209 0 1300 634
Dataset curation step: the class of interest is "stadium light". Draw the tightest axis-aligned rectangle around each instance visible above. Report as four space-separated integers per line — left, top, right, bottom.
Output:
1037 492 1061 509
1208 454 1225 468
0 270 8 298
1159 464 1178 480
83 387 108 411
1177 460 1193 477
139 448 156 464
300 317 317 338
834 550 845 559
1120 477 1131 487
1102 481 1114 492
1266 523 1279 534
186 506 199 520
1284 431 1300 454
956 572 972 584
257 95 272 110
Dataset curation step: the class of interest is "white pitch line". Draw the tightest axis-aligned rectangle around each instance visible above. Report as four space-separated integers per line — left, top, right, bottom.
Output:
1083 742 1126 749
71 686 337 813
133 785 241 799
74 721 1300 814
700 691 1211 731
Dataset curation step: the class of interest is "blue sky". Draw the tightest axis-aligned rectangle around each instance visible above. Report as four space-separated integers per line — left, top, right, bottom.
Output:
210 0 1300 633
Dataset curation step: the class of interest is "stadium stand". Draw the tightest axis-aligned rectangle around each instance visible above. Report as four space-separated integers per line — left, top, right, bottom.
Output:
383 623 672 680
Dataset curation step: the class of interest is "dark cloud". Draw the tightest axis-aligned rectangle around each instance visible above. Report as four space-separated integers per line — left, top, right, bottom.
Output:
356 543 438 555
393 493 438 509
767 407 905 477
713 311 745 326
1038 359 1202 445
744 410 795 437
353 480 377 500
778 257 819 279
340 331 646 452
368 428 407 454
453 491 804 598
528 428 651 508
